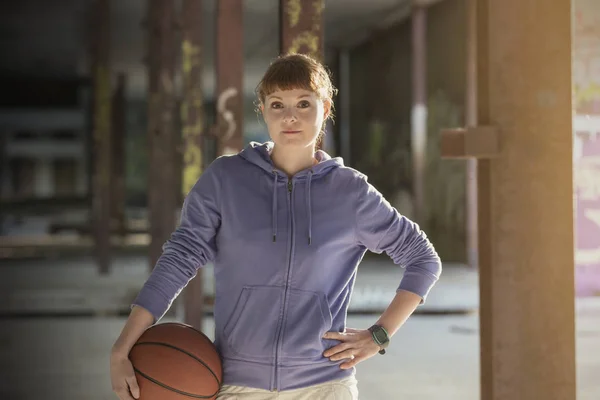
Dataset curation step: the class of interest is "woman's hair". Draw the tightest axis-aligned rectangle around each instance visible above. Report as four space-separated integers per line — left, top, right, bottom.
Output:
255 53 338 150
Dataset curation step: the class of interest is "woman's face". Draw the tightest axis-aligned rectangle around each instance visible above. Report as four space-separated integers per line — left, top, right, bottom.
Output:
262 88 330 150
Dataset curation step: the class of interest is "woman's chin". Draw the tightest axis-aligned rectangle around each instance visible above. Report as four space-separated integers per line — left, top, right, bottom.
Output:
273 134 313 148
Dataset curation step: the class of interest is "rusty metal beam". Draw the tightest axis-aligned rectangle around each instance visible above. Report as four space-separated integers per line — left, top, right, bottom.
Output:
90 0 112 275
111 73 126 238
146 0 178 270
181 0 205 332
215 0 243 156
280 0 324 60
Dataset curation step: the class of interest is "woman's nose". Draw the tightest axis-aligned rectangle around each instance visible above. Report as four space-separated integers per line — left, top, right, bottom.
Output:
282 109 297 123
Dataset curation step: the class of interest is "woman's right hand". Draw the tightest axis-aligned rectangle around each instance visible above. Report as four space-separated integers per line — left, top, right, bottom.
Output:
110 352 140 400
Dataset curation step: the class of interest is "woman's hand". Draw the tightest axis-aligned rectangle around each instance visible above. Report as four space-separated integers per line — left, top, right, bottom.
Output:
322 328 382 369
110 351 140 400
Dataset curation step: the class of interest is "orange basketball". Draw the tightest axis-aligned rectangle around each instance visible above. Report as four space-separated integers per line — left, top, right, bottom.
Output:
129 322 223 400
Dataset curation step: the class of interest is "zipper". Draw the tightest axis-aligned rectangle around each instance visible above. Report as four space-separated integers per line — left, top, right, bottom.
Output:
272 179 295 391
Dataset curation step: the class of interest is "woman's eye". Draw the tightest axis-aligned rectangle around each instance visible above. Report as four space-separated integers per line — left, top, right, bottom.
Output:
298 101 310 108
270 102 283 109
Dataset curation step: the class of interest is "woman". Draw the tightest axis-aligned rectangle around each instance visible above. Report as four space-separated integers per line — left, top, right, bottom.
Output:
110 53 442 400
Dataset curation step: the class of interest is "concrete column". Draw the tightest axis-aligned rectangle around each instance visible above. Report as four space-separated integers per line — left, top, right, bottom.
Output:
90 0 112 274
465 0 478 269
411 6 427 225
477 0 576 398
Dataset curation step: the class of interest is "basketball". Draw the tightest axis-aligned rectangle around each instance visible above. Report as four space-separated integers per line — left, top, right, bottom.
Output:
129 322 223 400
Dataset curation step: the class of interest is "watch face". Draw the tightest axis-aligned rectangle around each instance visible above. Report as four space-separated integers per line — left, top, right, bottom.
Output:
373 328 388 343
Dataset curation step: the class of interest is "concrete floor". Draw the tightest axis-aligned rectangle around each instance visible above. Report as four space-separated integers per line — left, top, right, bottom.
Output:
0 255 598 399
0 311 598 400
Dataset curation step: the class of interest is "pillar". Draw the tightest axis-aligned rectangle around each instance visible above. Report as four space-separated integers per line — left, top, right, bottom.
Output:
181 0 205 332
215 0 243 156
279 0 324 61
146 0 178 270
411 6 427 225
464 0 478 269
111 73 127 237
442 0 576 398
90 0 112 275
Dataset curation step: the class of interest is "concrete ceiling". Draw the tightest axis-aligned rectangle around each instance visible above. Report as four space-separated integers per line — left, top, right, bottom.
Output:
0 0 415 98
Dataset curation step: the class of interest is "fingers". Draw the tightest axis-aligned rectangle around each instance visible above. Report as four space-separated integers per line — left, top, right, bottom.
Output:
340 355 363 370
113 384 136 400
328 348 364 370
323 331 347 341
323 341 350 358
328 348 356 362
126 375 140 399
112 375 139 400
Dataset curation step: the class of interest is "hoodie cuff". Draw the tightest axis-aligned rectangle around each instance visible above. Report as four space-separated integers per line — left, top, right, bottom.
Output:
130 285 172 323
397 267 440 304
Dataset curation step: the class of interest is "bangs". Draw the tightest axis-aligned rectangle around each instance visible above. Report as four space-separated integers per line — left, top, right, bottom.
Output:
257 59 323 102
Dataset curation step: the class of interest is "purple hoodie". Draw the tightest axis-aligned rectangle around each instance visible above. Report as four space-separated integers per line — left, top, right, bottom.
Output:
132 141 441 391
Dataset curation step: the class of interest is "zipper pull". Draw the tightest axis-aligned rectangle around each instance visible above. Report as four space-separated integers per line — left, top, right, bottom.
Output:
288 181 293 193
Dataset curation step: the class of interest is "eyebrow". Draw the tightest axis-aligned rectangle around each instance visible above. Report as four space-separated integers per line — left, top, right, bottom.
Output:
268 94 311 100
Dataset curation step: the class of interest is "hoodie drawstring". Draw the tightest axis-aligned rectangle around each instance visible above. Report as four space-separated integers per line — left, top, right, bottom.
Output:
307 170 313 245
272 171 278 242
271 170 314 245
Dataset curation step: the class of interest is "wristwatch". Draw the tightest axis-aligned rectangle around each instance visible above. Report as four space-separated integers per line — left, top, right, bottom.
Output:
368 325 390 355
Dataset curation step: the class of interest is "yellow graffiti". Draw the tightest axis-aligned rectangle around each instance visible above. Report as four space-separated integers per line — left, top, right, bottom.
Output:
575 83 600 107
181 39 204 195
289 32 320 59
284 0 323 60
183 146 202 196
180 103 204 196
182 40 201 76
286 0 301 28
312 0 324 20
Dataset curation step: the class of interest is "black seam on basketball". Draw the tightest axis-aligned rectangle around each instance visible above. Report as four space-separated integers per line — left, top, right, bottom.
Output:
132 342 220 397
183 327 224 384
134 366 217 399
156 324 224 385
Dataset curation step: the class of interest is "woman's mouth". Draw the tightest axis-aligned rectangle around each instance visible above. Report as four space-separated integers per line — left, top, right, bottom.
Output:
282 130 302 134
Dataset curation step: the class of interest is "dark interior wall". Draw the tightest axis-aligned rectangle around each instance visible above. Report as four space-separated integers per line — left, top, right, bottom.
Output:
349 20 413 198
347 0 468 262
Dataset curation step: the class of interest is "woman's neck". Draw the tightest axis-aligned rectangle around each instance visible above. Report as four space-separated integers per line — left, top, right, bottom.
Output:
270 144 317 178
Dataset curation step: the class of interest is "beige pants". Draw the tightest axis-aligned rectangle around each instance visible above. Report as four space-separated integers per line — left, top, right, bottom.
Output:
216 375 359 400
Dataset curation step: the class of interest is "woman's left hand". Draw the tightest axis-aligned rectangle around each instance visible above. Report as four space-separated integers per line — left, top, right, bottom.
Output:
322 328 382 369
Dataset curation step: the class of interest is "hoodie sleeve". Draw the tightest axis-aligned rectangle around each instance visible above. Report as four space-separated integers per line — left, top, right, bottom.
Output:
131 158 222 322
355 177 441 304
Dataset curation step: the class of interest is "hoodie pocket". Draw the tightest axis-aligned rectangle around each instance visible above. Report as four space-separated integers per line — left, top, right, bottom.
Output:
222 285 284 361
280 289 337 362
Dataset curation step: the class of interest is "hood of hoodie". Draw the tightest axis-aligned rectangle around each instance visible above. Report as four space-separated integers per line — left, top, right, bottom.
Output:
239 141 344 178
